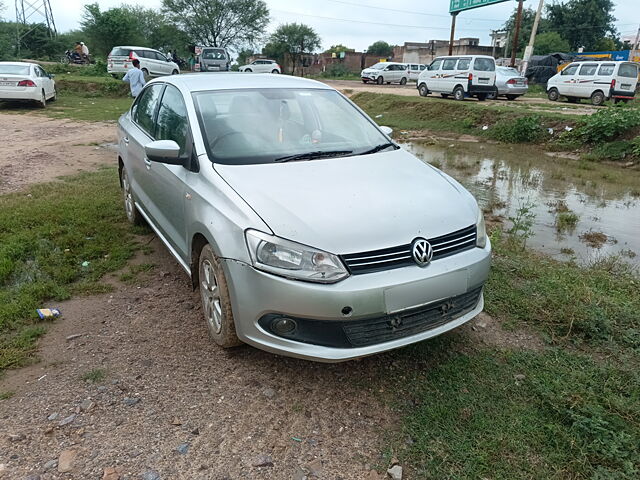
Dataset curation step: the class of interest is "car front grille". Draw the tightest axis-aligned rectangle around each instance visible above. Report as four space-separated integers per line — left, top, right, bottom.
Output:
341 225 477 274
342 286 483 347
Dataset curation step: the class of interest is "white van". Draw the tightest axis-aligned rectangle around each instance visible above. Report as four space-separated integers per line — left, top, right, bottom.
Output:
417 55 497 101
361 62 408 85
108 46 180 78
547 61 639 105
406 63 426 82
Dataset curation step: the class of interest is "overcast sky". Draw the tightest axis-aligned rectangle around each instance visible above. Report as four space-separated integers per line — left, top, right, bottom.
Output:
4 0 639 51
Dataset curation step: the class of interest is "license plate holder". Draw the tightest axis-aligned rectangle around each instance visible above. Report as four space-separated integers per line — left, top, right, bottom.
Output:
0 81 14 86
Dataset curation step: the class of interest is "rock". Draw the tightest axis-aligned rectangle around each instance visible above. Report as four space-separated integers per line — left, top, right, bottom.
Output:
80 399 95 411
251 455 274 468
170 418 182 426
57 450 77 473
97 386 108 392
514 374 526 381
58 414 76 427
141 470 161 480
262 388 276 399
43 460 58 471
123 397 140 406
102 466 123 480
176 443 189 455
66 334 83 341
8 433 26 442
190 427 200 436
307 458 323 476
47 413 59 421
387 465 402 480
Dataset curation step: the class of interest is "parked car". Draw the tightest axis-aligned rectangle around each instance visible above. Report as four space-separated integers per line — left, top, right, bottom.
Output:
117 73 490 362
417 55 497 101
238 59 281 74
0 61 56 107
406 63 426 82
547 61 639 105
361 62 408 85
108 46 180 78
487 66 528 100
198 47 231 72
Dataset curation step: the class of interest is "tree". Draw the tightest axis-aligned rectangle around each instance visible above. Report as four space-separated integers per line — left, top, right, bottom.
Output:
267 23 321 75
546 0 617 51
503 7 549 57
325 44 351 55
81 3 145 56
235 48 254 66
366 40 393 57
534 32 570 55
161 0 269 49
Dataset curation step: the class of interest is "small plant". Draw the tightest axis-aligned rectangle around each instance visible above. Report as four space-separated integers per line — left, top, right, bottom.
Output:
488 116 545 143
0 391 15 400
507 200 536 249
560 247 575 255
578 108 640 143
82 368 106 383
555 212 579 233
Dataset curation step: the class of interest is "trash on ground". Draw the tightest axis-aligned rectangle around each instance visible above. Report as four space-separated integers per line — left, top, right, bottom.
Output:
37 308 61 320
81 261 90 268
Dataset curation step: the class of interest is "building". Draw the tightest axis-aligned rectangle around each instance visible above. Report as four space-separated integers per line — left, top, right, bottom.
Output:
393 38 496 65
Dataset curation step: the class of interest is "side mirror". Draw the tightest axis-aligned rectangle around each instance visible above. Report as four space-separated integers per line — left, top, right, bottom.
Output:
380 126 393 136
49 74 55 78
145 140 183 165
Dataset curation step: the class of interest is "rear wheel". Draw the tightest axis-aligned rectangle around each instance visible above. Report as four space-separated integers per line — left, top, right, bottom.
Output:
591 90 605 106
506 94 519 101
271 69 279 74
547 88 559 101
376 76 384 85
39 90 46 108
487 88 498 100
453 86 465 101
400 77 407 85
198 244 241 348
171 69 179 75
418 83 429 97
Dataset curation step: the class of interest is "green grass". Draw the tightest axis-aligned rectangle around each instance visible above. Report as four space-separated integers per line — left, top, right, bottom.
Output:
555 211 580 232
0 390 15 400
0 168 144 371
81 367 107 383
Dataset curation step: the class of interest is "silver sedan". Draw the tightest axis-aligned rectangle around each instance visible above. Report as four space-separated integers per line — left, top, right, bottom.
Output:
487 66 528 100
116 73 491 362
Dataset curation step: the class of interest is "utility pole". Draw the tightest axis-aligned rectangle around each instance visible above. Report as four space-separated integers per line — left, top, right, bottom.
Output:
633 24 640 51
448 12 458 56
510 0 524 68
521 0 545 73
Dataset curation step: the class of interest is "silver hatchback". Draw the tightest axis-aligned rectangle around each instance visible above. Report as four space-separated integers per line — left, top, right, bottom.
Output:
117 73 491 362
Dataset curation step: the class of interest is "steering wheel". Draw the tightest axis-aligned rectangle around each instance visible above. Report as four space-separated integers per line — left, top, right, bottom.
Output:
209 131 263 151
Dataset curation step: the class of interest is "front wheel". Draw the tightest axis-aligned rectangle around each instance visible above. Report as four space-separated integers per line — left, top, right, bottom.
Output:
198 244 241 348
376 76 384 85
453 86 465 101
400 77 407 85
547 88 559 101
271 69 279 74
171 69 179 75
591 91 605 106
418 84 429 97
120 168 144 225
39 90 47 108
245 68 252 72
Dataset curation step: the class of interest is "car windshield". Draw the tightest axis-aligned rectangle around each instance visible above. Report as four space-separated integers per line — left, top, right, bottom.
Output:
369 63 387 70
203 49 226 60
193 88 391 165
0 65 30 75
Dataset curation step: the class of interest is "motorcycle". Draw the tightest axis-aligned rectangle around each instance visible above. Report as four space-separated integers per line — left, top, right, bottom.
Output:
61 50 91 65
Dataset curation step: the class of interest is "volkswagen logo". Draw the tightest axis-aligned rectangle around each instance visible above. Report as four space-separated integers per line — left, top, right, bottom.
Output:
412 238 433 266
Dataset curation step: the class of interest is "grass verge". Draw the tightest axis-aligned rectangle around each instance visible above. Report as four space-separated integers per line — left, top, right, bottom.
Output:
0 168 143 371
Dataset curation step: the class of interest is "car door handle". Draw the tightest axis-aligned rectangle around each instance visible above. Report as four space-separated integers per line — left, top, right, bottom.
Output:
144 157 152 169
123 137 129 144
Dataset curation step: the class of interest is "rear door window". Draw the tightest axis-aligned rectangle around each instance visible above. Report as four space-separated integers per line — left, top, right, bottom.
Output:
442 58 458 70
619 63 639 78
473 58 495 72
110 47 132 57
132 84 164 136
457 58 471 70
597 64 615 76
578 64 598 76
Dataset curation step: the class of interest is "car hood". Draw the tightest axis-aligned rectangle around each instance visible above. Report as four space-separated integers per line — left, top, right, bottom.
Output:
214 148 478 255
361 68 381 75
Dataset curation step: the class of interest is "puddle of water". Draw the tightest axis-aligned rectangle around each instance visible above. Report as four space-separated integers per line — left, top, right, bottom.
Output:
403 141 640 266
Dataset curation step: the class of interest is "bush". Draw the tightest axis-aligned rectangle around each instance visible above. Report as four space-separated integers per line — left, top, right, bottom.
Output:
488 115 545 143
320 63 354 78
578 107 640 143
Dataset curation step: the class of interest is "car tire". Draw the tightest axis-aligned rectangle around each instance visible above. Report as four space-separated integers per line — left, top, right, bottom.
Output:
245 68 252 72
453 86 465 101
547 88 559 101
120 167 144 226
591 90 605 106
39 90 46 108
487 88 498 100
400 77 407 85
506 94 518 101
271 69 279 74
376 76 384 85
418 83 429 97
198 244 241 348
171 69 179 75
50 88 57 102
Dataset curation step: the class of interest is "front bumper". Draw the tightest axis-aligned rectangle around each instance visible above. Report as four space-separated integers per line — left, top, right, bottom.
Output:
222 240 491 362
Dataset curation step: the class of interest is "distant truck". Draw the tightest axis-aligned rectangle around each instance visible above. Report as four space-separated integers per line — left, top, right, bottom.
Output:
194 46 231 72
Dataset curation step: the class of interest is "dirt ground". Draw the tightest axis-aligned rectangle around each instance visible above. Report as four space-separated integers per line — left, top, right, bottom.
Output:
321 79 599 116
0 114 542 480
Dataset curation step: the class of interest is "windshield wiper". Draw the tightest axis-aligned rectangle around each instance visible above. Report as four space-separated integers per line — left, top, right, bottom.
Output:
358 142 397 156
274 150 353 163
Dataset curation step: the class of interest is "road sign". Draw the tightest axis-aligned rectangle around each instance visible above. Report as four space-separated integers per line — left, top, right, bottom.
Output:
450 0 511 13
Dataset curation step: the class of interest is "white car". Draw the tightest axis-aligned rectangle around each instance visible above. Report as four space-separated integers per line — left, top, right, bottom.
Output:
361 62 408 85
0 61 56 107
406 63 426 82
108 46 180 78
417 55 497 101
238 59 281 74
547 61 639 105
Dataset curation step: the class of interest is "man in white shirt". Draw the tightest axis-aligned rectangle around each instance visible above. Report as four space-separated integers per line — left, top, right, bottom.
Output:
122 59 146 98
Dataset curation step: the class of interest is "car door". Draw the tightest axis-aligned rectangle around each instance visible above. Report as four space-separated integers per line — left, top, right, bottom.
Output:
558 64 579 97
425 58 443 91
576 63 598 98
441 57 458 93
38 66 54 97
126 83 165 220
595 63 615 96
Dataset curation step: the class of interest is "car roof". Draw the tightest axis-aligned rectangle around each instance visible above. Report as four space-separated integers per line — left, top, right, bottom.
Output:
149 72 332 92
0 61 35 67
112 46 157 51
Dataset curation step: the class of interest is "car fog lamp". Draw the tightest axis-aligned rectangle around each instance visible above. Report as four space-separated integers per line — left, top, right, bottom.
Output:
272 317 297 335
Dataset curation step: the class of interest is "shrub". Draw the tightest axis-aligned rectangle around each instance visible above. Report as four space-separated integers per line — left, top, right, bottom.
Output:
578 108 640 143
488 115 545 143
320 63 353 78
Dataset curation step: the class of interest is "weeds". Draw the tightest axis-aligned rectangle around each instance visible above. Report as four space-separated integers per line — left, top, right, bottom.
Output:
0 391 15 400
578 107 640 143
506 200 536 249
555 211 579 232
488 115 545 143
82 368 107 383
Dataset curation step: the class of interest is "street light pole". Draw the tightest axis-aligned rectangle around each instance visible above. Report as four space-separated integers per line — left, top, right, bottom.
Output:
521 0 545 73
510 0 524 68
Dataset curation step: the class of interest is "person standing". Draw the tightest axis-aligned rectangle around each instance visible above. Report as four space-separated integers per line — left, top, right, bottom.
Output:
122 59 146 98
188 53 196 72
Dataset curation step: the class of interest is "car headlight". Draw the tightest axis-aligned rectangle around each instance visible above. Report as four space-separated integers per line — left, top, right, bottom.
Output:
245 230 349 283
476 209 487 248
